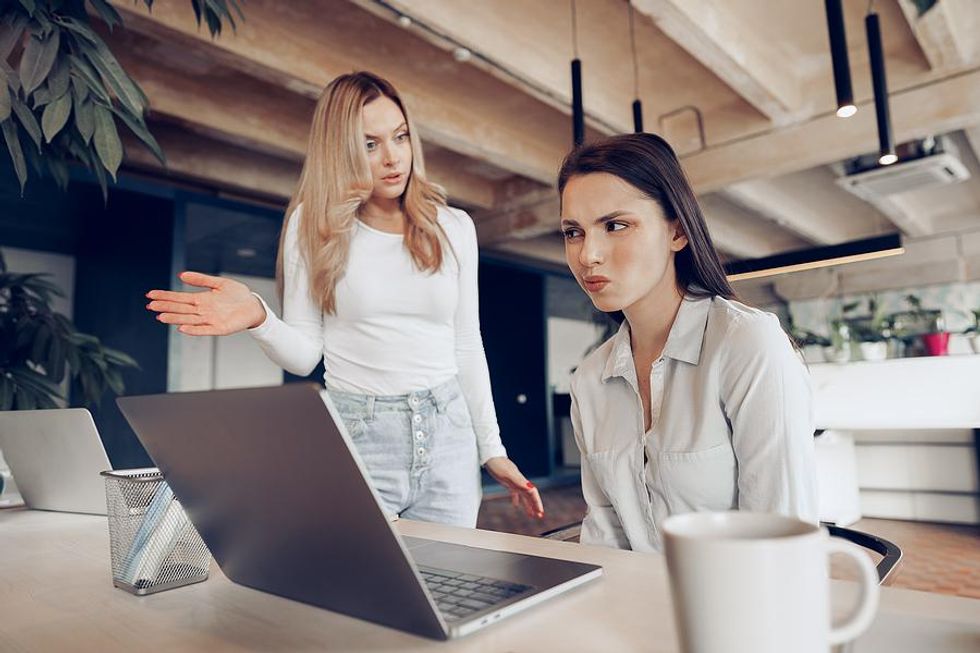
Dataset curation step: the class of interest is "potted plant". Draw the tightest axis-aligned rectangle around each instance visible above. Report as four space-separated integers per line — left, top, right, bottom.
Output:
785 309 831 363
899 294 949 356
965 309 980 354
824 318 852 363
851 295 891 362
0 249 138 410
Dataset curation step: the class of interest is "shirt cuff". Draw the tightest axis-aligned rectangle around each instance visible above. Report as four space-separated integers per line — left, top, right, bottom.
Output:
478 441 508 466
246 292 275 335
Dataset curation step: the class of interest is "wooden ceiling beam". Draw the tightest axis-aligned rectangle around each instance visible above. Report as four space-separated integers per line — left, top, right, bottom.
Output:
697 194 810 259
107 30 498 210
898 0 980 70
122 122 300 202
630 0 802 124
113 0 572 185
682 69 980 193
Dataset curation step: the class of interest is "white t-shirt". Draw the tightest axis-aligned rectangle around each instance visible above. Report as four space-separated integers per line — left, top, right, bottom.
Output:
248 205 506 464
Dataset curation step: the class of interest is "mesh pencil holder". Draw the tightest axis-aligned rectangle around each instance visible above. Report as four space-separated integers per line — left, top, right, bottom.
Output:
101 468 211 595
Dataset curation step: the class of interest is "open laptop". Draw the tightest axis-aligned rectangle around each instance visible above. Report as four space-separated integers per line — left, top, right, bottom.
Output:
117 384 601 640
0 408 111 515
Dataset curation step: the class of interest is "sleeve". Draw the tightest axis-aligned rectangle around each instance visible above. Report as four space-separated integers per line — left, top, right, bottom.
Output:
571 380 630 550
247 208 325 376
449 208 508 465
719 313 819 524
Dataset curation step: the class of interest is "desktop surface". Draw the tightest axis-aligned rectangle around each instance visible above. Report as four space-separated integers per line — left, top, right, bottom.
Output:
1 508 977 652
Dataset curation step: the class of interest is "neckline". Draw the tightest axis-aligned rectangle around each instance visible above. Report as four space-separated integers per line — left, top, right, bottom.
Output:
355 218 404 237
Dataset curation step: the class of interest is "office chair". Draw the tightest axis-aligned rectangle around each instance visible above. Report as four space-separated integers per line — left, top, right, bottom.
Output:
541 520 902 585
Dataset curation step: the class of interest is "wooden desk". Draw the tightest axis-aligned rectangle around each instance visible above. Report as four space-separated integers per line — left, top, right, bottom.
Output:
0 509 977 652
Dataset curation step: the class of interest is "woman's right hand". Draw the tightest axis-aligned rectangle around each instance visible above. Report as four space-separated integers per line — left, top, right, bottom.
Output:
145 271 267 336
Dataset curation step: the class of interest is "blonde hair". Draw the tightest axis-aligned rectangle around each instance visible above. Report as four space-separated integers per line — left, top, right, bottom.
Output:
278 72 448 314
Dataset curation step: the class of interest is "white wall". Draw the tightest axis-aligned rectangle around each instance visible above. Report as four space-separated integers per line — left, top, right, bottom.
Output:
547 316 604 394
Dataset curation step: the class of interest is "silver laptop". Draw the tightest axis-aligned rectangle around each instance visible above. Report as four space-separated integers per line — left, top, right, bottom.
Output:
0 408 111 515
117 384 601 640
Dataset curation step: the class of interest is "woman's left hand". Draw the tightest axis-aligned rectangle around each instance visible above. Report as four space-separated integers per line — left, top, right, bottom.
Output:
483 457 545 519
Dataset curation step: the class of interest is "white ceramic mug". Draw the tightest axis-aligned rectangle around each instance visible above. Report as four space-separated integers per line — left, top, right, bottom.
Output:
663 511 879 653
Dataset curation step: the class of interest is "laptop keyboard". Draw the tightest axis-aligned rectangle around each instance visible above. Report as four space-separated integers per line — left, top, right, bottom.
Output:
418 566 532 621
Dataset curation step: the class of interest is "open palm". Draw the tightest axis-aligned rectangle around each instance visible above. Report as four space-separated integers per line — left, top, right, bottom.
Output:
145 271 266 336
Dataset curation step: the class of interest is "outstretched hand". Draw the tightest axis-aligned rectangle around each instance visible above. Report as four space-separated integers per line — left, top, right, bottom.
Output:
484 457 545 519
145 271 266 336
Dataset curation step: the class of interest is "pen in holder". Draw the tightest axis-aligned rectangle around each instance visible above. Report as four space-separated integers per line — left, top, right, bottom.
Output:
101 468 211 595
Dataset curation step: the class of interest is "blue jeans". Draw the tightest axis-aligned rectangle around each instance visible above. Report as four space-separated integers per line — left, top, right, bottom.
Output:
325 378 482 527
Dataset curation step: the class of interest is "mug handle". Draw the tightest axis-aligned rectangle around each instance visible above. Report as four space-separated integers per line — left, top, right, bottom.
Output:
826 538 881 646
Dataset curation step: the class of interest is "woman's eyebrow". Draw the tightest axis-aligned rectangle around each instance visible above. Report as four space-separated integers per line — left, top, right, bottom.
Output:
363 122 408 139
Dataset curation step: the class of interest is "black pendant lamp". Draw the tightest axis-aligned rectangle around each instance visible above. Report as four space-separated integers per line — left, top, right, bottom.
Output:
570 0 584 146
629 4 643 133
866 10 896 165
824 0 856 118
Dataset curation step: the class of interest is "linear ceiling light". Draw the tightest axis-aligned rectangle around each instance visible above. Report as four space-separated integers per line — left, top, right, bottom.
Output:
724 233 904 282
824 0 856 118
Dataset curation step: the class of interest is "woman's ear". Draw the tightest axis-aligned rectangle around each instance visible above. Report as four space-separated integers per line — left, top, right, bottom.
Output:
670 224 689 252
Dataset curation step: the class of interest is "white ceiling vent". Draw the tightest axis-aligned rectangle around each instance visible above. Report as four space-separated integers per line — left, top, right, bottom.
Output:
836 152 970 200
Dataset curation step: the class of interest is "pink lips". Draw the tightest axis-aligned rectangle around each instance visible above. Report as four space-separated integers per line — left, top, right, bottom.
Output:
382 172 404 184
583 275 610 292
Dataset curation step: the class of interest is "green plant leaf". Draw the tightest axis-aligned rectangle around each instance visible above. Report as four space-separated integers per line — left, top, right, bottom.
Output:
14 386 37 410
0 78 10 121
92 102 121 180
9 366 61 398
0 376 12 411
11 95 42 150
68 55 110 104
30 320 51 365
0 15 28 60
51 16 100 47
46 154 70 189
0 60 21 94
31 85 52 108
73 95 95 143
87 0 123 30
111 106 165 164
41 91 71 142
77 39 146 117
46 56 71 100
105 368 124 395
19 29 59 95
2 118 27 192
46 331 66 383
103 347 138 368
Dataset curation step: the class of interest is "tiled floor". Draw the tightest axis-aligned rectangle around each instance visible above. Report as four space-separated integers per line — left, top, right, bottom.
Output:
477 484 980 599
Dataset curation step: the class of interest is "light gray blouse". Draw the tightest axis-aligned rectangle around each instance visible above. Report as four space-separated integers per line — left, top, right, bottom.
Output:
570 294 818 552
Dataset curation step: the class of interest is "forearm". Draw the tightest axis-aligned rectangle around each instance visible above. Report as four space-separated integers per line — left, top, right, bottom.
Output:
456 341 507 465
248 294 323 377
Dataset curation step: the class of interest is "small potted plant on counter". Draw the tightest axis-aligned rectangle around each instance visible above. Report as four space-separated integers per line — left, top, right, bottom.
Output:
895 294 948 356
965 309 980 354
852 295 891 362
785 311 831 363
824 318 852 363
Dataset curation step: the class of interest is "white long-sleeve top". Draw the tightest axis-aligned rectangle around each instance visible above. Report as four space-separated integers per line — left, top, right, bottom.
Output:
248 205 507 464
570 294 818 552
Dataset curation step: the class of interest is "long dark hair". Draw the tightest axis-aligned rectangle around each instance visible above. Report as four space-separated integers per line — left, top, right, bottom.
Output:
557 133 736 303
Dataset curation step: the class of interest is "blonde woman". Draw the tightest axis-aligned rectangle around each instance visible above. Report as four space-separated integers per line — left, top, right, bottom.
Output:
146 72 543 527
